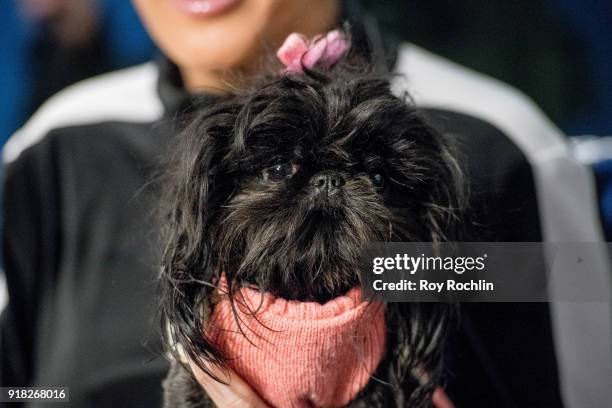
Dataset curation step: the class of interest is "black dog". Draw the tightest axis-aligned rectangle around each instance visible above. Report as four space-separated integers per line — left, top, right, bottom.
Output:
159 52 464 407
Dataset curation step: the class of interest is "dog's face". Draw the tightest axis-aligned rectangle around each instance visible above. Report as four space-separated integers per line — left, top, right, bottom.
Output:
162 72 461 304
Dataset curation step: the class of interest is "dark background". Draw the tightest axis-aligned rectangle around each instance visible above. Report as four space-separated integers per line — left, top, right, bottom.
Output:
362 0 612 136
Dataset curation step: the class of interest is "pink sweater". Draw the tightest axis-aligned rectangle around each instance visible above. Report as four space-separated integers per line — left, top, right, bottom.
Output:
207 284 387 408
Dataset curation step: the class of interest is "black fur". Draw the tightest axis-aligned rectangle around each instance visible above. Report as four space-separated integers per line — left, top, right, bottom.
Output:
159 54 464 407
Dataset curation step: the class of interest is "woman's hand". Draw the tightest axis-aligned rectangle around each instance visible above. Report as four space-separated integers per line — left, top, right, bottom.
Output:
189 359 452 408
188 360 271 408
433 387 455 408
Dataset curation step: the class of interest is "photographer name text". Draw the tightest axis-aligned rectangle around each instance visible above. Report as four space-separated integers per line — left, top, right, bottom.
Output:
372 279 494 292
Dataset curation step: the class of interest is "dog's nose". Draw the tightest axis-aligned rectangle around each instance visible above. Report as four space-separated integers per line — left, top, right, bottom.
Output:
311 172 345 195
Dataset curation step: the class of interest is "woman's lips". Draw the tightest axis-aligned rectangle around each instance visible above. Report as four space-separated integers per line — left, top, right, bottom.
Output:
168 0 241 17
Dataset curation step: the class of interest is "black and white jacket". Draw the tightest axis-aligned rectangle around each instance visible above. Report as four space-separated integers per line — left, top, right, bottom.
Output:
1 43 610 407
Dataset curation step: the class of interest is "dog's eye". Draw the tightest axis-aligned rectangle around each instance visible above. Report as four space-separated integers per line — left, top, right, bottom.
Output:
372 173 385 189
263 163 299 182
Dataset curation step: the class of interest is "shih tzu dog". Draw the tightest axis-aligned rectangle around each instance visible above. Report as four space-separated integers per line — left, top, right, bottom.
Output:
159 30 464 408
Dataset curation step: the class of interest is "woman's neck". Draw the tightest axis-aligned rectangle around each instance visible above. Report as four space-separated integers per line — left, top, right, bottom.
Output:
179 1 340 93
180 66 239 95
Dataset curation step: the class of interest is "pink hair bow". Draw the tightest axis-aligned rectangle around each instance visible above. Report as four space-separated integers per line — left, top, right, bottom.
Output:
276 30 350 73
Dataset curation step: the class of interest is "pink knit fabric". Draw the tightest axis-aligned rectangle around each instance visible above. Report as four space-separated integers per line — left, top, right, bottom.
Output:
207 284 387 408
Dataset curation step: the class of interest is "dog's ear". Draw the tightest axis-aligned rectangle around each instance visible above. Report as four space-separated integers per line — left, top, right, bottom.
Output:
391 110 466 243
420 120 466 243
159 101 238 379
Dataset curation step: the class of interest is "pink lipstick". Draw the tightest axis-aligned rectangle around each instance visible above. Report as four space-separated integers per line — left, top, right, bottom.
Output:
168 0 241 17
